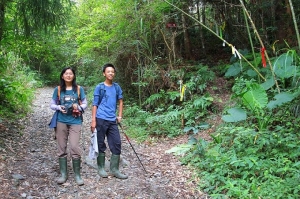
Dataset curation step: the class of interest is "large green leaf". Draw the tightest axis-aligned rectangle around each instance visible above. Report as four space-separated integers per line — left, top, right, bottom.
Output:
261 78 275 90
246 69 257 77
273 53 296 79
225 62 241 77
165 144 193 155
242 84 268 111
267 92 295 110
222 107 247 122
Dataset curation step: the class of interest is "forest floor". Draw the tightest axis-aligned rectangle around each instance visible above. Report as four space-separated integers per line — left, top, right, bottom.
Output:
0 77 230 199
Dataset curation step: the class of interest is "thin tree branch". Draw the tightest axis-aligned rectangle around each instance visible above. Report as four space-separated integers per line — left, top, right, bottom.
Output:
163 0 266 81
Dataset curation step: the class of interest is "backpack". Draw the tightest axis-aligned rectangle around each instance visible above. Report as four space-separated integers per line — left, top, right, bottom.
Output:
97 82 121 106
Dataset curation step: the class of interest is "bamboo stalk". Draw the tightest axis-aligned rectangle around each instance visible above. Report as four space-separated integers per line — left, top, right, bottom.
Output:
288 0 300 51
163 0 266 81
239 0 280 93
135 0 142 107
243 9 257 68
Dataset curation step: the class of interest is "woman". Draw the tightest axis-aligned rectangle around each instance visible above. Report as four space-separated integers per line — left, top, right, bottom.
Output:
50 67 87 185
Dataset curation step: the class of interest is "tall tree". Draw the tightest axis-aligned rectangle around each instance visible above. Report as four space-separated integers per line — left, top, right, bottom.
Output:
0 0 73 43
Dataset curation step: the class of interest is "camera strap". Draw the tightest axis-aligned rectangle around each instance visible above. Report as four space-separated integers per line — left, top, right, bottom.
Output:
57 85 81 105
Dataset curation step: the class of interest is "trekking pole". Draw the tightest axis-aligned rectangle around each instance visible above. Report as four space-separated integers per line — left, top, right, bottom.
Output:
118 123 147 173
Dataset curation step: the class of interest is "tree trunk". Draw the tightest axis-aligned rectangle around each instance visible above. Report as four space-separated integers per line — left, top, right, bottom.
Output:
181 13 193 60
275 0 294 46
0 1 6 43
199 0 206 55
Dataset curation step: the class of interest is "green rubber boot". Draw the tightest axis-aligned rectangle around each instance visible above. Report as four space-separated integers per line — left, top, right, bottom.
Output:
72 158 84 186
57 157 68 184
110 154 128 179
97 153 108 177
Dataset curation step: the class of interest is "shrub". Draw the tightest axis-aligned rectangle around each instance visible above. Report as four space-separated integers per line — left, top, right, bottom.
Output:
0 52 40 118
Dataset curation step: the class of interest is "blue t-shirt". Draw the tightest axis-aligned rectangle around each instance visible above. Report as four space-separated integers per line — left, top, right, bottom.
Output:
52 86 86 125
93 83 123 121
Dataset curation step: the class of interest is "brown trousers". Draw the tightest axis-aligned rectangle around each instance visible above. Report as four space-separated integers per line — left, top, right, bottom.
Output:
56 122 82 159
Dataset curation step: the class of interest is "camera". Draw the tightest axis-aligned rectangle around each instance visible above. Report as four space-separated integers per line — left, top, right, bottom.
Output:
72 109 81 117
61 103 81 117
71 103 82 117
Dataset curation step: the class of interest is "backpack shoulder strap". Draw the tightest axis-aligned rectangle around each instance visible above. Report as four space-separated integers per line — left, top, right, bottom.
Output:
55 86 61 105
57 86 61 100
77 85 82 105
77 85 80 97
98 83 105 106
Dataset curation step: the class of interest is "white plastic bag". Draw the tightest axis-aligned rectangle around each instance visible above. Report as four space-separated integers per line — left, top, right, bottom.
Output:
88 129 98 160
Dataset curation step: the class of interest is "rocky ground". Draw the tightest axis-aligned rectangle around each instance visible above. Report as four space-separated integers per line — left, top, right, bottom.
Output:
0 87 219 199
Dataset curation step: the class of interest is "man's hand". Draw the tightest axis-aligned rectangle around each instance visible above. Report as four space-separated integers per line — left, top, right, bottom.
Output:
91 120 96 133
117 116 122 124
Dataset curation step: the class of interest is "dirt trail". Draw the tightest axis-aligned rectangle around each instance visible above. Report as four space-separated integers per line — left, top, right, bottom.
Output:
0 87 207 199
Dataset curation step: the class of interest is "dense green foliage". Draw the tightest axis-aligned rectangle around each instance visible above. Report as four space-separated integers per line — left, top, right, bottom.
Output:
1 0 300 198
0 0 73 42
166 51 300 198
123 64 215 139
0 0 74 117
0 52 40 117
182 123 300 198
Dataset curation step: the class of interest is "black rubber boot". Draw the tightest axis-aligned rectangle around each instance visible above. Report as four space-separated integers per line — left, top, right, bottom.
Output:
97 153 108 177
57 157 68 184
110 154 128 179
72 158 84 186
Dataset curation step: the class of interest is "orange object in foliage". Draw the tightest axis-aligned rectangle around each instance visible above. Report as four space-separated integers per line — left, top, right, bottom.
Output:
261 47 267 67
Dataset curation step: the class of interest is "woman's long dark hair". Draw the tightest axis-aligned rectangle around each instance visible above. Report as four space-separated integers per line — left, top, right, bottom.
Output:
59 67 78 92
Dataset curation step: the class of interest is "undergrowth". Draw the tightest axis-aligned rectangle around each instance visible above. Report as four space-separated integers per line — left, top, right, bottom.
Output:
175 51 300 198
124 51 300 198
181 110 300 198
0 51 41 119
122 64 216 141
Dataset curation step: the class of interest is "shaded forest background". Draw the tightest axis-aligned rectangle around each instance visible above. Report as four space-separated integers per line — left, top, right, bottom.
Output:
1 0 300 105
1 0 300 198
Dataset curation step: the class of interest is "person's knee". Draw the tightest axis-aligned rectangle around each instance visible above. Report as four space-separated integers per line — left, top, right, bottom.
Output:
98 141 107 153
111 143 121 154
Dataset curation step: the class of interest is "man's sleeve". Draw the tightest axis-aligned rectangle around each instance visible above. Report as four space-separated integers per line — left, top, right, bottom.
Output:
118 85 123 100
92 85 100 106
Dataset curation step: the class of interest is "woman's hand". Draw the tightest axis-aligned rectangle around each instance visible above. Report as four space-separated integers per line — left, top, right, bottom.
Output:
72 103 78 110
58 105 67 114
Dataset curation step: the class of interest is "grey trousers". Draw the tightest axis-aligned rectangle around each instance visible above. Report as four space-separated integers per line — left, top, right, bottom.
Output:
56 122 82 159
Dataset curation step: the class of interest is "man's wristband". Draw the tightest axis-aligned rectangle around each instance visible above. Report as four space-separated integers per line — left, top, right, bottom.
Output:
117 116 122 119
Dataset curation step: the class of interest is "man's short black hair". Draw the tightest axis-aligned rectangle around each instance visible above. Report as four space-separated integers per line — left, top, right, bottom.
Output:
102 63 116 72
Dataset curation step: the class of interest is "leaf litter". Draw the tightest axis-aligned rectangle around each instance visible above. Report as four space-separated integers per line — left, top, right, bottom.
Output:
0 87 216 199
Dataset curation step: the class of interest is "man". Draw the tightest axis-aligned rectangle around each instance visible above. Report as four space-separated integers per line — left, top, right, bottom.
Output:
90 63 127 179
